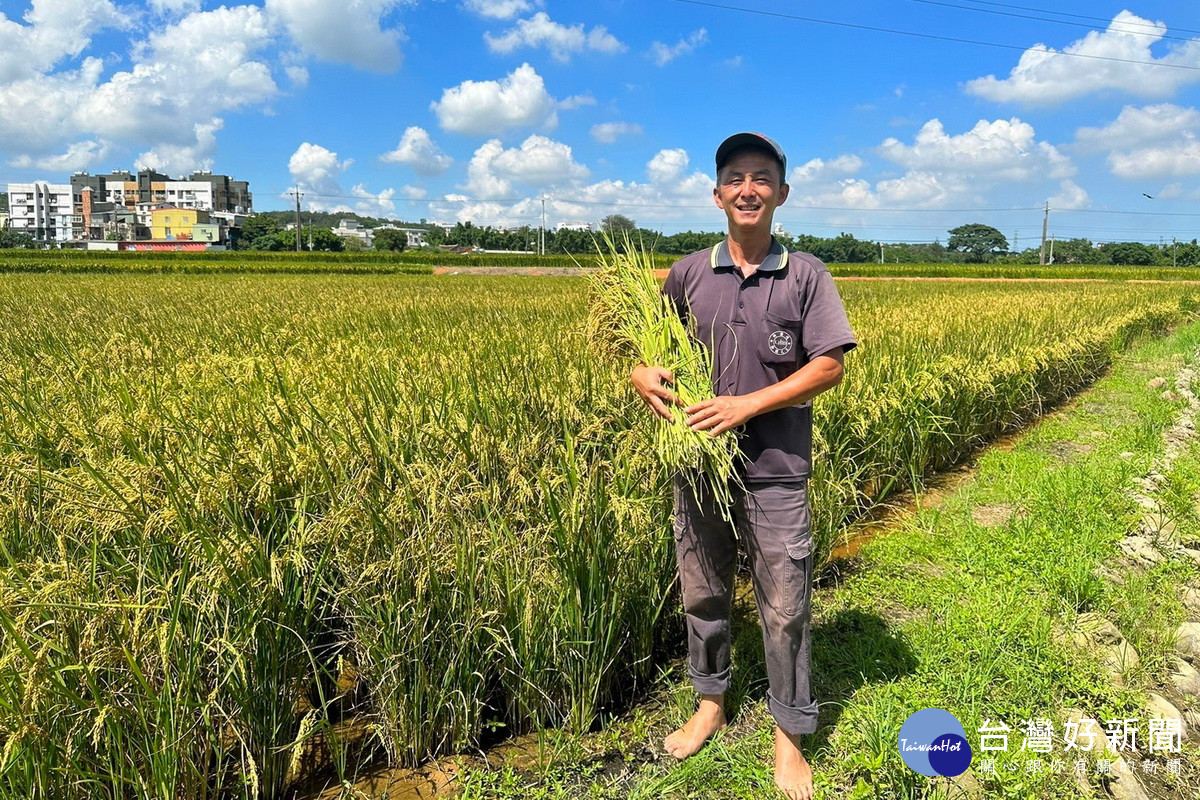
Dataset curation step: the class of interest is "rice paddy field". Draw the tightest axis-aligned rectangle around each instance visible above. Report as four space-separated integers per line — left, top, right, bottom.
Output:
1 271 1198 798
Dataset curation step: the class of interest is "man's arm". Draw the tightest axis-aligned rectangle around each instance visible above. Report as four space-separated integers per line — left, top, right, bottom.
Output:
682 347 845 436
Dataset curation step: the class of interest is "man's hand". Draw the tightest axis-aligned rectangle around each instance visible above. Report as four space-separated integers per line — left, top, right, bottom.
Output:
631 364 681 421
685 395 759 437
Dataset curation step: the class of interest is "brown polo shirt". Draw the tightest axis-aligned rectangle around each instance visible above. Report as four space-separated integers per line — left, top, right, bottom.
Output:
663 237 857 482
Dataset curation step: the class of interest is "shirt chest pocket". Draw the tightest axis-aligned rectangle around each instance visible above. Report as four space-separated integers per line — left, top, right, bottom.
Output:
758 310 803 367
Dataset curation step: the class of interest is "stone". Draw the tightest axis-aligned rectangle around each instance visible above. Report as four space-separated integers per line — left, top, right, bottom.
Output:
1145 692 1187 740
1117 535 1164 565
1162 390 1180 401
1175 621 1200 662
1099 641 1140 685
1182 586 1200 618
1170 656 1200 697
1067 613 1124 648
1119 451 1136 460
1104 756 1149 800
1149 377 1167 390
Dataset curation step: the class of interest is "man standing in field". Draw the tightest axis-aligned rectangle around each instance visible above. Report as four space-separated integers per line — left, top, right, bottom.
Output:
630 132 857 800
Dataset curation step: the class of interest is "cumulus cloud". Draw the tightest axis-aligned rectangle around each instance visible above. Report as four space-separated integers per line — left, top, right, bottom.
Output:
147 0 201 15
484 12 624 62
1076 104 1200 179
1049 179 1090 210
289 141 353 196
380 126 453 174
135 118 222 175
400 185 427 199
266 0 405 72
9 138 111 171
591 121 643 144
0 0 125 82
649 28 707 66
878 118 1074 181
789 155 864 184
964 11 1200 106
558 93 595 110
434 146 713 228
463 0 541 19
432 63 558 135
1 5 277 168
463 135 588 199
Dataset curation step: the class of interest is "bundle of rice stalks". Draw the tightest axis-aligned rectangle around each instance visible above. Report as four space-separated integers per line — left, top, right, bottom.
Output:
586 234 743 512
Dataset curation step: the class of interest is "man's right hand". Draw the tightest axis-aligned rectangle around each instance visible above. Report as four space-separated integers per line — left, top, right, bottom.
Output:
631 364 681 421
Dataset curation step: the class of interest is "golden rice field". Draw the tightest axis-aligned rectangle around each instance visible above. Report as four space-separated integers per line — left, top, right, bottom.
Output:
0 273 1196 799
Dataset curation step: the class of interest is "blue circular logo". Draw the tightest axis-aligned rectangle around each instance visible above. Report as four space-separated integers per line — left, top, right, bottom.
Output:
898 709 973 777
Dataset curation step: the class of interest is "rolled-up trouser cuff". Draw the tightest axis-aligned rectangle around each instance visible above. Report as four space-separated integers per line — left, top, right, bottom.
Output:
688 665 731 697
768 689 819 735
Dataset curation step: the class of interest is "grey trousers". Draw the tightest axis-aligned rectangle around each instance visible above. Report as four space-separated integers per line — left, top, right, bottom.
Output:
672 476 819 735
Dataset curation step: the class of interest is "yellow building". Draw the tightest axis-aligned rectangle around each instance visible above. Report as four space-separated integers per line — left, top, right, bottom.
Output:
150 207 210 240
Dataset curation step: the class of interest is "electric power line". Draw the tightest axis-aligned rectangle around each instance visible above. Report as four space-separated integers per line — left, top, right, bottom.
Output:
903 0 1197 43
662 0 1200 72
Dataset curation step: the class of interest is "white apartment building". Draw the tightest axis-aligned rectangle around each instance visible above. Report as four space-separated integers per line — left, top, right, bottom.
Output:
162 181 215 210
6 182 73 244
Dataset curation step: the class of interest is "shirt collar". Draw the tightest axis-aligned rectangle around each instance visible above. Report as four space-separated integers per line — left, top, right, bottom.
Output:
709 235 788 272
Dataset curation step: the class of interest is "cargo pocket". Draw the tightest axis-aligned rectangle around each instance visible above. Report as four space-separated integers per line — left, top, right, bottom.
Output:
784 481 813 561
758 310 802 368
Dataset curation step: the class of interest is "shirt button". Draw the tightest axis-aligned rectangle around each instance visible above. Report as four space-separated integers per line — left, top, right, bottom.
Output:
738 301 744 308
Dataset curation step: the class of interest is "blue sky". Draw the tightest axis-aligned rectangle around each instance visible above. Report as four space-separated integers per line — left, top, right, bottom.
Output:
1 0 1199 245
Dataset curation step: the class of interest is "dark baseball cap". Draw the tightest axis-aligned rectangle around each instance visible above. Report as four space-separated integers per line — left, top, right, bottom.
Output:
715 132 786 177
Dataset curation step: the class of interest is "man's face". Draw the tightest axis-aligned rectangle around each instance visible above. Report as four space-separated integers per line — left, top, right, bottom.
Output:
713 148 789 232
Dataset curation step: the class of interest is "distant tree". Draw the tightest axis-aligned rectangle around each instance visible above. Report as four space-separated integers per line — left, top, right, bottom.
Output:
236 214 281 249
424 226 447 246
373 229 407 252
250 233 288 251
600 214 636 235
1175 240 1200 267
306 227 344 252
1048 237 1102 265
0 229 35 249
1102 241 1156 266
342 236 368 252
947 223 1008 262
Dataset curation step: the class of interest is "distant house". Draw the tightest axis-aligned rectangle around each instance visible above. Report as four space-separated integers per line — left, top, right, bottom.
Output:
150 207 212 241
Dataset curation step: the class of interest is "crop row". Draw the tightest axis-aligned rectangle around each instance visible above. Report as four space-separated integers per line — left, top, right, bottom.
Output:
0 274 1195 798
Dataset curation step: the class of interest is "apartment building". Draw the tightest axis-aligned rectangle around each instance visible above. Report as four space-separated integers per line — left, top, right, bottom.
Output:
6 182 74 244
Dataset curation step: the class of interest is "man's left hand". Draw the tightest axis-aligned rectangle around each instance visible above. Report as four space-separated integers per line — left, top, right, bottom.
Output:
684 395 759 437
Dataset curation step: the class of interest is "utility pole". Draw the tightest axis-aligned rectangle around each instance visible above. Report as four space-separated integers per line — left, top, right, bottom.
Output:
1013 231 1018 252
540 195 546 256
1048 236 1055 265
1174 237 1178 268
1038 201 1049 266
290 188 304 252
878 241 884 264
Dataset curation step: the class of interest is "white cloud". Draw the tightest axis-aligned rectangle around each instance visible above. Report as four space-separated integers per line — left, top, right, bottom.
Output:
400 185 427 199
964 11 1200 106
432 63 558 135
591 121 643 144
135 118 222 175
433 147 713 228
463 134 588 199
484 12 624 62
285 64 309 86
558 93 595 110
0 0 125 82
147 0 201 15
463 0 541 19
266 0 404 72
789 155 864 184
350 183 396 216
289 141 353 196
1075 104 1200 179
1049 179 1090 210
649 28 707 66
9 138 111 171
878 118 1074 181
2 5 277 168
380 126 453 174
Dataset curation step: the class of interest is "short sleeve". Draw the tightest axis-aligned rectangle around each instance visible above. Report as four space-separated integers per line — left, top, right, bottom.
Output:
800 262 857 360
662 260 688 321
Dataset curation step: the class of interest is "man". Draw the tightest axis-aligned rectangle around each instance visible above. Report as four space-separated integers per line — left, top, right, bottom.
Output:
630 132 857 800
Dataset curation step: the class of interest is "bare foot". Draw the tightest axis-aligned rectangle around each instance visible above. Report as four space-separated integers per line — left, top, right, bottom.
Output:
663 694 727 760
774 726 814 800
